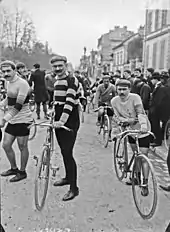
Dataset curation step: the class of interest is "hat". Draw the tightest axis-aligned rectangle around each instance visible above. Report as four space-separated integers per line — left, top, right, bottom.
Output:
160 71 169 79
151 72 160 80
16 62 26 70
102 74 110 79
0 60 16 70
116 79 131 88
50 55 67 64
147 68 154 74
33 63 40 69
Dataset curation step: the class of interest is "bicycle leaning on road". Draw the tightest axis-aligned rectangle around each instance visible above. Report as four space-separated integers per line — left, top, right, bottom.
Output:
94 103 112 148
112 122 158 220
29 103 72 211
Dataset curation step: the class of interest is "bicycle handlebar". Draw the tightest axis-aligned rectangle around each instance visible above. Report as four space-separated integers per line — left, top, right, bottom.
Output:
93 105 112 112
28 121 72 132
113 129 155 139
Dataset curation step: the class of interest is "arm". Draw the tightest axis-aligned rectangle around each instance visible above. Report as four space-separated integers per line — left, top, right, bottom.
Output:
94 85 101 107
134 95 148 130
59 77 78 124
3 82 30 122
28 73 34 87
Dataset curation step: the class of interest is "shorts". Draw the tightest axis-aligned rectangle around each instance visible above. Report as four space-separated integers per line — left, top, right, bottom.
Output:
98 102 114 117
5 123 31 137
128 135 151 148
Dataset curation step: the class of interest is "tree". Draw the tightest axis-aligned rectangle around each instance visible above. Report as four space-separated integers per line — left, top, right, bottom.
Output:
0 6 36 52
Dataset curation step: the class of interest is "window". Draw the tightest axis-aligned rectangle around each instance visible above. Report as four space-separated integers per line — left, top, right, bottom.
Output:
117 53 119 65
161 10 167 27
155 10 159 31
147 12 152 34
159 40 165 69
152 42 157 69
145 45 149 68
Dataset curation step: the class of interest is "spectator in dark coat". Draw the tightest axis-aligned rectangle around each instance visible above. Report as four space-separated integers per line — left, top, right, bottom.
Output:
146 67 155 92
29 63 49 119
132 68 151 112
148 72 170 146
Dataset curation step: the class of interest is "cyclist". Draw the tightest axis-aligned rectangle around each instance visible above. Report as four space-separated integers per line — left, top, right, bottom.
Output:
0 60 32 182
95 74 116 140
111 79 151 196
50 55 80 201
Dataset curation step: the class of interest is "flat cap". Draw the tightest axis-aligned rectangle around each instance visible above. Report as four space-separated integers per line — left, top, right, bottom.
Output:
50 55 67 64
0 60 16 70
116 78 131 88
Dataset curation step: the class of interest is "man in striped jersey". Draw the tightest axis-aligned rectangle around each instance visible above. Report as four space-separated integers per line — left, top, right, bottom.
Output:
51 55 80 201
0 60 32 182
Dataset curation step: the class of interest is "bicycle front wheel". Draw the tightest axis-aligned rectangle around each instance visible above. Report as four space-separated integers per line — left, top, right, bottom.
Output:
132 154 158 220
34 146 50 211
103 115 110 148
164 119 170 151
113 136 128 181
28 119 37 141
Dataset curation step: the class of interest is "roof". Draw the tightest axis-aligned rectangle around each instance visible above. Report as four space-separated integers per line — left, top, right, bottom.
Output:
112 33 139 51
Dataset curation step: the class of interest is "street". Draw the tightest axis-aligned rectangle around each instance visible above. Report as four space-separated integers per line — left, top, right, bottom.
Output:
1 111 170 232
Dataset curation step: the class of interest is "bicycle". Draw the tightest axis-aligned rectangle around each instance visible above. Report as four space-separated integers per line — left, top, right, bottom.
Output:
112 124 157 220
94 103 112 148
29 105 72 211
87 90 95 114
164 118 170 151
28 93 36 141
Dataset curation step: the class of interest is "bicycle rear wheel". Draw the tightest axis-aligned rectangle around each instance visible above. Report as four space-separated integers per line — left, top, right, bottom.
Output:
34 146 50 211
28 119 37 141
164 119 170 151
103 115 110 148
113 136 128 181
132 154 158 220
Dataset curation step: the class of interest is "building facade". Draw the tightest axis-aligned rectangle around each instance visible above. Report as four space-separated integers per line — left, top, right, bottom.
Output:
112 26 144 73
144 9 170 71
97 26 134 73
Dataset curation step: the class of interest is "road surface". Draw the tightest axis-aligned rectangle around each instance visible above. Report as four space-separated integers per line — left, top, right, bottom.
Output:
1 111 170 232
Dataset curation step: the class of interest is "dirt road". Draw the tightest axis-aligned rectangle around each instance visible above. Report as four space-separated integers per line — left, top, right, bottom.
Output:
1 112 170 232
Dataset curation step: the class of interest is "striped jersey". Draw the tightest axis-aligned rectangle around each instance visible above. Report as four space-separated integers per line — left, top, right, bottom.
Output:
0 75 32 124
54 74 80 124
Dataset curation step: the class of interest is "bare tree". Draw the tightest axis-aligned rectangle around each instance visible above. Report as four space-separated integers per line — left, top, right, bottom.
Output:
0 5 36 52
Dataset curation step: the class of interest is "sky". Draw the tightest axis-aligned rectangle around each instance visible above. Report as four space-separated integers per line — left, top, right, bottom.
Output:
2 0 150 66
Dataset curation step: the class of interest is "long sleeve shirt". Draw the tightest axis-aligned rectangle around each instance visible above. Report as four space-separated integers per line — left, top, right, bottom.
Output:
0 75 32 124
95 83 116 106
54 74 79 124
111 93 151 138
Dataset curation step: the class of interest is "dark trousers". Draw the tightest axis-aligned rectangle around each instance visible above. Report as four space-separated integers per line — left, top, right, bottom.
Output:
165 222 170 232
48 90 54 108
149 113 162 144
55 129 78 189
55 104 80 190
0 224 5 232
167 146 170 176
36 102 47 116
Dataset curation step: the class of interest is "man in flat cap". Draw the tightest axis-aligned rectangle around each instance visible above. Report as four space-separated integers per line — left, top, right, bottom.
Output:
111 79 152 196
50 55 80 201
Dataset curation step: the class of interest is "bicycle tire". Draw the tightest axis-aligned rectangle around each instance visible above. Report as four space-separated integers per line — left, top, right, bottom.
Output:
164 119 170 151
132 154 158 220
28 119 37 141
103 115 110 148
113 136 128 181
34 146 50 211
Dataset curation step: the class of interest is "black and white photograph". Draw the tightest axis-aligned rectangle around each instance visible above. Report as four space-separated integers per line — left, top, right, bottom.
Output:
0 0 170 231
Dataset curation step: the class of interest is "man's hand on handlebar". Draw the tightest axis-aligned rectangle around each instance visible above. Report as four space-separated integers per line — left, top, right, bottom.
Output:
54 121 64 128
